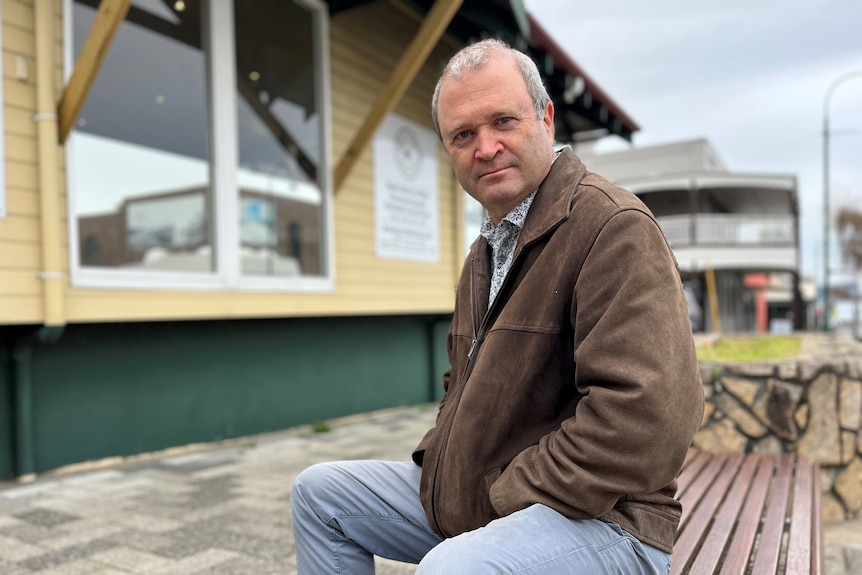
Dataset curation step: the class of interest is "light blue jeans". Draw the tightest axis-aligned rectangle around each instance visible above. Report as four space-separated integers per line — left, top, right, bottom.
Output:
290 460 671 574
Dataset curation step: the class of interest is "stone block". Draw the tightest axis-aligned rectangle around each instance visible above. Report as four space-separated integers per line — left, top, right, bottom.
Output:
822 492 848 524
795 403 809 431
701 402 715 427
776 361 797 381
821 467 836 491
752 379 802 441
835 457 862 513
752 435 783 455
844 431 858 465
726 362 774 377
839 379 862 430
830 359 848 375
722 376 760 406
798 373 842 465
798 361 822 382
693 419 747 453
714 393 767 438
700 364 719 387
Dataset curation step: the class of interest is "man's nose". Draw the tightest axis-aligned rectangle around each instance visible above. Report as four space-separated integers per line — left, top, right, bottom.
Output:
474 128 502 160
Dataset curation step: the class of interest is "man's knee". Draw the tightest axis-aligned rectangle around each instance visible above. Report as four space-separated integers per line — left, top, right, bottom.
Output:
291 461 340 511
415 537 493 575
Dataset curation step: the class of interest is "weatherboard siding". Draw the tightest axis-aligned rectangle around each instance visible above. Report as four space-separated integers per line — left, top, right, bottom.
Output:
1 0 464 325
1 0 47 324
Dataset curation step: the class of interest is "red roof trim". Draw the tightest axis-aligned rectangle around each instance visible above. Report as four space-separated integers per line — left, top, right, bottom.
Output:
528 14 640 133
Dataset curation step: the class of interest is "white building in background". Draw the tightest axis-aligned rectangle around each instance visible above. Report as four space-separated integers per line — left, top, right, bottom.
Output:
576 139 812 333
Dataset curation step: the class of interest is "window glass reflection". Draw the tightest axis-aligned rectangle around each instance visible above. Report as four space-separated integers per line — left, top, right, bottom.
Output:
72 0 212 272
234 0 324 277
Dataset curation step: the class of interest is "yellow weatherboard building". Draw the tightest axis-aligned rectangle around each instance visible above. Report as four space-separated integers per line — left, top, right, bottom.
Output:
0 0 637 479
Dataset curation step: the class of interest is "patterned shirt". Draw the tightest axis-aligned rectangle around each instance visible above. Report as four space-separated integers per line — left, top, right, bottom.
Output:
479 190 537 306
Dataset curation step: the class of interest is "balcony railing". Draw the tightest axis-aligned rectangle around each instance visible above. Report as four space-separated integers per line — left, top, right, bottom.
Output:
657 214 796 248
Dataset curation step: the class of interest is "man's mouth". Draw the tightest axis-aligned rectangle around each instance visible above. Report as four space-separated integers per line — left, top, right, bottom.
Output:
479 166 510 179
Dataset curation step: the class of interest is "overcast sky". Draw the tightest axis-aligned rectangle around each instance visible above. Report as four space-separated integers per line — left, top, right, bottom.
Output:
526 0 862 287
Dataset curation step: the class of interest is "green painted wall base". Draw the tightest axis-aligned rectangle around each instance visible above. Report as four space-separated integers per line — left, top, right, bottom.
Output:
0 314 451 479
0 347 12 479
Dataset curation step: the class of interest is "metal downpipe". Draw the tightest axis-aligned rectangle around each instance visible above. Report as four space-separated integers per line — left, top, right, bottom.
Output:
35 0 66 327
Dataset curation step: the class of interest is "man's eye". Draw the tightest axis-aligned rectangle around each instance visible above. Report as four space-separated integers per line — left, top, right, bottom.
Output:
455 130 471 140
498 117 514 125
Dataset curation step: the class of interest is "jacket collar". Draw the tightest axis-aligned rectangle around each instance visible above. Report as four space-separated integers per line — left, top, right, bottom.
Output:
517 147 587 249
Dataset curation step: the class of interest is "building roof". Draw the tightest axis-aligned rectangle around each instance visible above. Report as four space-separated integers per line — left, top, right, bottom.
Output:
328 0 639 143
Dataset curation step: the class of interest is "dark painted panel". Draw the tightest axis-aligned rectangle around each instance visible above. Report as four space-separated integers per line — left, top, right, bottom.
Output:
431 318 451 402
0 350 12 479
25 315 449 473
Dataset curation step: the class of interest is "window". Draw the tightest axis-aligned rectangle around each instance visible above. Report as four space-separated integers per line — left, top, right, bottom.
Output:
66 0 331 290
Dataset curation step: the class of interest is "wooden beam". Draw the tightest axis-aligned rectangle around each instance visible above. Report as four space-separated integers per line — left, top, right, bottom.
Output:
334 0 462 192
57 0 131 144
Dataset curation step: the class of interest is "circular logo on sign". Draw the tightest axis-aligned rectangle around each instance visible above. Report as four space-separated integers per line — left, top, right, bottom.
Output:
394 126 422 180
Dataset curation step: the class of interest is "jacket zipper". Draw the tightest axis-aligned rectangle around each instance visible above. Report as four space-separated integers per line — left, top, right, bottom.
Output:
429 255 481 536
429 246 525 535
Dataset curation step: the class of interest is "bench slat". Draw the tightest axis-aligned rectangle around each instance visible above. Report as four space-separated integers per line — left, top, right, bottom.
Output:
672 452 744 574
677 449 716 501
811 469 824 574
674 450 821 575
715 454 775 575
686 452 762 575
786 455 813 574
750 453 794 575
678 452 730 533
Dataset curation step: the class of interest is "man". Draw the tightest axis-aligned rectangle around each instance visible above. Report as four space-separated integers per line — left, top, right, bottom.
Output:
291 39 704 574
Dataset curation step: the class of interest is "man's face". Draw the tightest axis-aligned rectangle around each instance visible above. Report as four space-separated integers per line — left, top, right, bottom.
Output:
436 53 555 223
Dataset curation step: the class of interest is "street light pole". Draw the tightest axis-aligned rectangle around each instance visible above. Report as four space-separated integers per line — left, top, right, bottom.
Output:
823 71 862 332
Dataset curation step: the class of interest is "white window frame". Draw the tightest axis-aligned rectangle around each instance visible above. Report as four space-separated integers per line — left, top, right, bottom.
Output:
63 0 334 292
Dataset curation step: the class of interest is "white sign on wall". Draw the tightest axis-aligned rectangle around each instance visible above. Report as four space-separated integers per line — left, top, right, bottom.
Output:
373 114 439 262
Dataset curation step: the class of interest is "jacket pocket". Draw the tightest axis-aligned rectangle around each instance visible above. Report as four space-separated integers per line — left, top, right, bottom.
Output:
484 467 502 493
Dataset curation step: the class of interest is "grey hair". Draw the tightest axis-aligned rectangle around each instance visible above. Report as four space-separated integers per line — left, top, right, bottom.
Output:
431 38 551 137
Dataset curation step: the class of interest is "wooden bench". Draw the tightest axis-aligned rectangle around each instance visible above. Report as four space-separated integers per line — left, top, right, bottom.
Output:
672 449 824 574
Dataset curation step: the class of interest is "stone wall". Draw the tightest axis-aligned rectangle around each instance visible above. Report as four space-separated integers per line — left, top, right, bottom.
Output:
693 334 862 525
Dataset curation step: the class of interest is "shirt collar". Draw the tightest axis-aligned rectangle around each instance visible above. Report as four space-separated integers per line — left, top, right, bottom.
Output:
478 150 561 238
479 189 537 239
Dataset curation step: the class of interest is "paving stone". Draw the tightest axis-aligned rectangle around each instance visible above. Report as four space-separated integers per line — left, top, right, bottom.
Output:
20 538 118 571
105 528 176 553
0 515 24 529
34 558 121 575
88 545 175 573
0 521 60 543
0 533 45 561
204 554 289 575
38 521 127 551
150 548 239 574
0 558 33 575
14 508 81 527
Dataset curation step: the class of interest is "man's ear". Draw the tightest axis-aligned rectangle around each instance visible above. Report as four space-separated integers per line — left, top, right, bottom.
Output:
543 101 555 141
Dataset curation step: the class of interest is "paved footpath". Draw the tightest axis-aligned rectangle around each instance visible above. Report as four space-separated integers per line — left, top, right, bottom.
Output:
1 403 860 574
0 405 434 575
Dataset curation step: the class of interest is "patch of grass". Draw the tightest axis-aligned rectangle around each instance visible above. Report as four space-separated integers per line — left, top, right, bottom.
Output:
311 420 331 433
696 335 801 362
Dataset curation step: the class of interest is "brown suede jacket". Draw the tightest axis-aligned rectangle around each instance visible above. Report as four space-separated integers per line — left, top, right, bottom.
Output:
412 148 704 554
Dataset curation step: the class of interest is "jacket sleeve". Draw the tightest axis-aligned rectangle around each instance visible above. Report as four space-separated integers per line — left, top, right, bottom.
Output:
489 209 704 519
